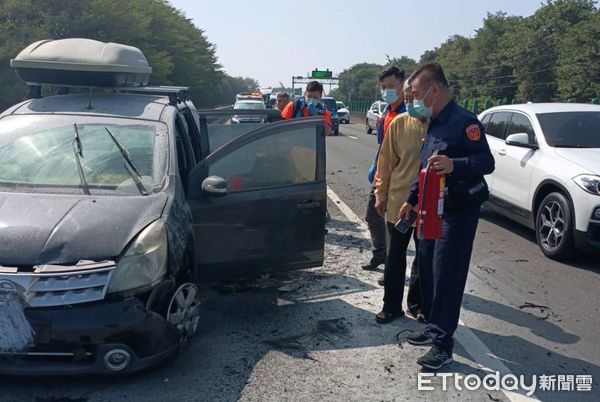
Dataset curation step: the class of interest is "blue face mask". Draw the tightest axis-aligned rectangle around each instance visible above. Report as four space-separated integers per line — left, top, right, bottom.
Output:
406 100 432 119
407 86 433 118
381 88 399 104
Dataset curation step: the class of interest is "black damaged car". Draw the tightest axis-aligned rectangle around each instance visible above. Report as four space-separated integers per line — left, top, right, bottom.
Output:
0 39 326 374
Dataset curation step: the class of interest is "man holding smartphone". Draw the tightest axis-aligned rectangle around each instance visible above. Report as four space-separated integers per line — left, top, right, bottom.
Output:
373 82 426 323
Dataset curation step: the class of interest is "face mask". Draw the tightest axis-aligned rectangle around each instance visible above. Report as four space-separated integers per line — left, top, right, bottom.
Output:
381 88 399 104
409 86 434 118
305 97 320 106
406 101 432 119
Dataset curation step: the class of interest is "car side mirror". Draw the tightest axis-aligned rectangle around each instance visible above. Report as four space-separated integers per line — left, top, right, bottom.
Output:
505 133 538 149
373 110 379 114
202 175 228 196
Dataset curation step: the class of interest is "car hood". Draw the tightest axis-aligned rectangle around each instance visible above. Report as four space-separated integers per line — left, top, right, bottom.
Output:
338 108 349 113
554 148 600 175
0 192 168 266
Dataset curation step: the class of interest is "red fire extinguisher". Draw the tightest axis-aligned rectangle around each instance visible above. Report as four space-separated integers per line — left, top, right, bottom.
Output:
416 162 446 240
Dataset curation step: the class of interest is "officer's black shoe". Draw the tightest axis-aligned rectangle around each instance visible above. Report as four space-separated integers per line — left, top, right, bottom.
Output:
417 346 453 370
375 310 405 324
361 259 385 271
377 275 385 286
407 331 433 346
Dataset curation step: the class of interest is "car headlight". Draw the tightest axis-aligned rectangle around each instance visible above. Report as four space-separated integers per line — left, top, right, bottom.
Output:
107 220 168 295
573 174 600 196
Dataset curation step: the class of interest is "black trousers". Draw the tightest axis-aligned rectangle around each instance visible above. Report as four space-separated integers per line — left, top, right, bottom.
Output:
419 207 480 353
382 222 421 313
365 187 387 264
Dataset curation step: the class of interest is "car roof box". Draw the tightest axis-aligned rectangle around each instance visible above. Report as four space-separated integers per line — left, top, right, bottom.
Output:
10 38 152 87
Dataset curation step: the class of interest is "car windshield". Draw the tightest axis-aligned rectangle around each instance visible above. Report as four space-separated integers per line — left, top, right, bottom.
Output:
0 115 168 195
336 102 345 109
536 111 600 148
234 101 265 110
321 99 337 111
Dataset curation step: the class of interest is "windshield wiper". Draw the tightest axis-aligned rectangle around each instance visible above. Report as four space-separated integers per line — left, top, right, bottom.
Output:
72 123 90 195
104 127 149 196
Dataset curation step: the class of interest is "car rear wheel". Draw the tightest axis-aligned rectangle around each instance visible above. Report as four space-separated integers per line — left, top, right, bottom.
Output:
535 192 574 260
366 119 372 134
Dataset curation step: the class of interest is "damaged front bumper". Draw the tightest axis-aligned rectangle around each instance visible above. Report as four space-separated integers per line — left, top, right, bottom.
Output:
0 297 180 375
0 261 180 375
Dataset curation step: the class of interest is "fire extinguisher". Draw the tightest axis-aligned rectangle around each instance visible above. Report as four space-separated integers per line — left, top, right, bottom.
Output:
416 160 446 240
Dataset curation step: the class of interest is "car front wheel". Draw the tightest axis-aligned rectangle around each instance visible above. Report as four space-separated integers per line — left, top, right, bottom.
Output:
535 192 574 260
366 119 372 134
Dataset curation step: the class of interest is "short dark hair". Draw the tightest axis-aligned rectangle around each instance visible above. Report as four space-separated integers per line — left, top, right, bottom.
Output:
276 91 290 99
306 81 324 93
378 66 405 82
411 62 449 87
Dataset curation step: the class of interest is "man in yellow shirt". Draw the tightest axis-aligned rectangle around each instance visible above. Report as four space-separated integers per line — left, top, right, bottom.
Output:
373 84 426 323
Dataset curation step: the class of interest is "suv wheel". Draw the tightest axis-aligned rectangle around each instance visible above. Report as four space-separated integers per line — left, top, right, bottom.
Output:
535 192 574 260
366 119 373 134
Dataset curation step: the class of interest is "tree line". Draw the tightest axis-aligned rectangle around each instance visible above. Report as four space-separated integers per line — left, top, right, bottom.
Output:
330 0 599 104
0 0 258 111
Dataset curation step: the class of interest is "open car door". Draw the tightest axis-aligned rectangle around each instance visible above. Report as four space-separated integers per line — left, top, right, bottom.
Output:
187 112 326 281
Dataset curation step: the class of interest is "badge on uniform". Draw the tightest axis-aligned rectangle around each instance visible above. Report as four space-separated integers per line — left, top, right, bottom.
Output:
465 124 481 141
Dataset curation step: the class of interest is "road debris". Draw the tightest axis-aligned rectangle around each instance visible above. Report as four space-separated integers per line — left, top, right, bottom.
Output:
518 302 551 320
265 318 352 351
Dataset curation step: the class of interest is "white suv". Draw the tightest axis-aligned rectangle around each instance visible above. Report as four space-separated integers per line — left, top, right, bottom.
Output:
478 103 600 259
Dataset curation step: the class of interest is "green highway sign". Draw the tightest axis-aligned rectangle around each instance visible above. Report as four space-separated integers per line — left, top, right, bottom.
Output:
311 69 333 79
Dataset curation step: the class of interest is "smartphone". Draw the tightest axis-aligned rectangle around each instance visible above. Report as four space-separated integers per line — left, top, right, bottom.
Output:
394 211 417 233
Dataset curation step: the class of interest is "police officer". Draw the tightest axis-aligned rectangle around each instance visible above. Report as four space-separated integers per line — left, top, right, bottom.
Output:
398 63 495 370
363 66 406 278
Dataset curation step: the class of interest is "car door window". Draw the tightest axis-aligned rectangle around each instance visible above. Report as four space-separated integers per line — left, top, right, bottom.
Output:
480 113 492 128
209 126 317 192
486 112 511 140
371 103 378 113
507 113 536 145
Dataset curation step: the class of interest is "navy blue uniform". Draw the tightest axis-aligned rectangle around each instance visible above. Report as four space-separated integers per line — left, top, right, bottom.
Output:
406 100 494 353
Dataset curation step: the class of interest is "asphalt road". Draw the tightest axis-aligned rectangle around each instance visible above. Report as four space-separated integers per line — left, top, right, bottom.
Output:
0 120 598 402
327 121 600 401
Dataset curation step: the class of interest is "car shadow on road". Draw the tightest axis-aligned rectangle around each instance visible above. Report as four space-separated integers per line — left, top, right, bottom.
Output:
325 218 371 252
325 218 416 258
462 293 579 345
479 207 600 273
326 217 365 233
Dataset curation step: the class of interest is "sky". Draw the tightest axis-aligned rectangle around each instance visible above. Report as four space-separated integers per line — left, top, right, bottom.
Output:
168 0 542 89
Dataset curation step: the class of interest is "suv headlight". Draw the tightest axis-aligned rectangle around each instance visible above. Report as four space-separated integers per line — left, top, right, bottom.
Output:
573 174 600 196
108 220 168 295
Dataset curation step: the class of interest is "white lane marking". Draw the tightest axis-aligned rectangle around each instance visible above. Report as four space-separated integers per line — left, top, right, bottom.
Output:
326 186 369 235
326 185 539 402
348 135 358 140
